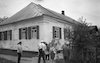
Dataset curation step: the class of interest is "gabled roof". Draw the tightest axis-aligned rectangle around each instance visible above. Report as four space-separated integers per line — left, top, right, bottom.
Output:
0 2 79 25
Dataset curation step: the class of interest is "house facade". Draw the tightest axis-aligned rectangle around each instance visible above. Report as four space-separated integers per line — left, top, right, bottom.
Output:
0 2 79 51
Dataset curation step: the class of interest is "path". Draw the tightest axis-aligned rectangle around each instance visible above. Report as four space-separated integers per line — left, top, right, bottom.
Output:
0 52 63 63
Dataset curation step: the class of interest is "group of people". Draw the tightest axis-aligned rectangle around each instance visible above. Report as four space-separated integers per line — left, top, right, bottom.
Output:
16 39 72 63
38 41 57 63
38 39 72 63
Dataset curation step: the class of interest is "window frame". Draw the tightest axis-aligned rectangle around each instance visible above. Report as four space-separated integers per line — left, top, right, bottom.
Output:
19 25 39 40
53 26 62 39
0 30 12 41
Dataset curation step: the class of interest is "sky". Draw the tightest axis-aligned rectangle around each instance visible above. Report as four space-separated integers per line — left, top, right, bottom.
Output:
0 0 100 27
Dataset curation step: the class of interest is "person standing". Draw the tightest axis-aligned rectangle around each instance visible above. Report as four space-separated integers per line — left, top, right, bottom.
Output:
45 44 50 60
62 42 70 63
50 46 56 63
38 41 46 63
17 42 23 63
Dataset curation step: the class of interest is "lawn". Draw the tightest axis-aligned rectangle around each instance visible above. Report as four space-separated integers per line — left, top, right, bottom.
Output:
0 57 15 63
55 59 64 63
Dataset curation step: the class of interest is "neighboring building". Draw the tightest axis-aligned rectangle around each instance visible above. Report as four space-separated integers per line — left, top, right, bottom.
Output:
89 26 98 34
0 2 79 51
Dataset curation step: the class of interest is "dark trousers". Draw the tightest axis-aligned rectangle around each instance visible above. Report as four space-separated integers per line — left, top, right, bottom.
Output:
17 53 21 63
38 49 46 63
46 54 49 60
64 56 70 63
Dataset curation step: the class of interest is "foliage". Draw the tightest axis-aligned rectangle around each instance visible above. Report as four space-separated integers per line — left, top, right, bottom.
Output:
67 17 99 63
0 16 8 22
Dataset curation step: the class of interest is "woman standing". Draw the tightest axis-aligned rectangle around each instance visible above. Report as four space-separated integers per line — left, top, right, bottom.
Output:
45 44 50 60
50 47 56 63
62 42 70 63
17 42 23 63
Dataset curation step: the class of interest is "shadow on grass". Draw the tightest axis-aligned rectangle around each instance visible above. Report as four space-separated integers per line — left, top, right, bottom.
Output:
0 57 16 63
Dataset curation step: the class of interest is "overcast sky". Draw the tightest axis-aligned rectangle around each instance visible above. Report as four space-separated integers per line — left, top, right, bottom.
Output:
0 0 100 27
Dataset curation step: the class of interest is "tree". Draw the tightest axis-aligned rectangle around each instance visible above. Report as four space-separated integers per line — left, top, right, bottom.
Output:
68 17 98 63
0 16 8 22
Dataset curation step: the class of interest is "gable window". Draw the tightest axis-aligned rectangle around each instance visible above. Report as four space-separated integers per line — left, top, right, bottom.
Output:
53 26 62 39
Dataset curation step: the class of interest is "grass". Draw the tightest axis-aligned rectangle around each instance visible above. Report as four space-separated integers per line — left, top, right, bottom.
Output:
55 59 64 63
0 57 15 63
0 48 38 57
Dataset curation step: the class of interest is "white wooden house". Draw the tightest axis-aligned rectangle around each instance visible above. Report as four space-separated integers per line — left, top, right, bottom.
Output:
0 2 79 51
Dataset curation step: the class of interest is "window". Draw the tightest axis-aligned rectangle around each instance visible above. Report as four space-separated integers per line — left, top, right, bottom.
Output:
64 28 73 39
31 26 38 39
28 26 39 39
7 30 12 40
19 27 27 40
4 31 7 40
53 26 62 39
0 30 12 41
19 25 39 40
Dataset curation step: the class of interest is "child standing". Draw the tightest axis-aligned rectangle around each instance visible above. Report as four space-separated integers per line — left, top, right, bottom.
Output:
50 47 56 63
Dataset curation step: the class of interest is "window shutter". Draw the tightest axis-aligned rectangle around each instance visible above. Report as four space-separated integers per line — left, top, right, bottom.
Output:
10 30 12 40
19 28 21 40
37 26 39 39
59 28 62 39
1 32 4 40
4 31 7 40
0 32 1 40
25 28 27 39
64 28 66 39
3 32 5 40
53 26 55 39
28 27 31 39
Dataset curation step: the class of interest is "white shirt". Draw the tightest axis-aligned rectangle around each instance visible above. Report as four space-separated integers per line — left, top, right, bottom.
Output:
17 44 23 53
38 43 46 51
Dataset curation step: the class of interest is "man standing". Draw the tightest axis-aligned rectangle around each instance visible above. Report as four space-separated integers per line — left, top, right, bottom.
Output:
38 41 46 63
45 44 50 60
62 42 70 63
17 42 23 63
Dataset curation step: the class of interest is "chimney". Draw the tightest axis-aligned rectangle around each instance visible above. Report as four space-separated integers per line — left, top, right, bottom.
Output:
61 10 65 15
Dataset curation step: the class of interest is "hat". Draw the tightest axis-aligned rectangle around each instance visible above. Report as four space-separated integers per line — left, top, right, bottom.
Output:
18 42 22 44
